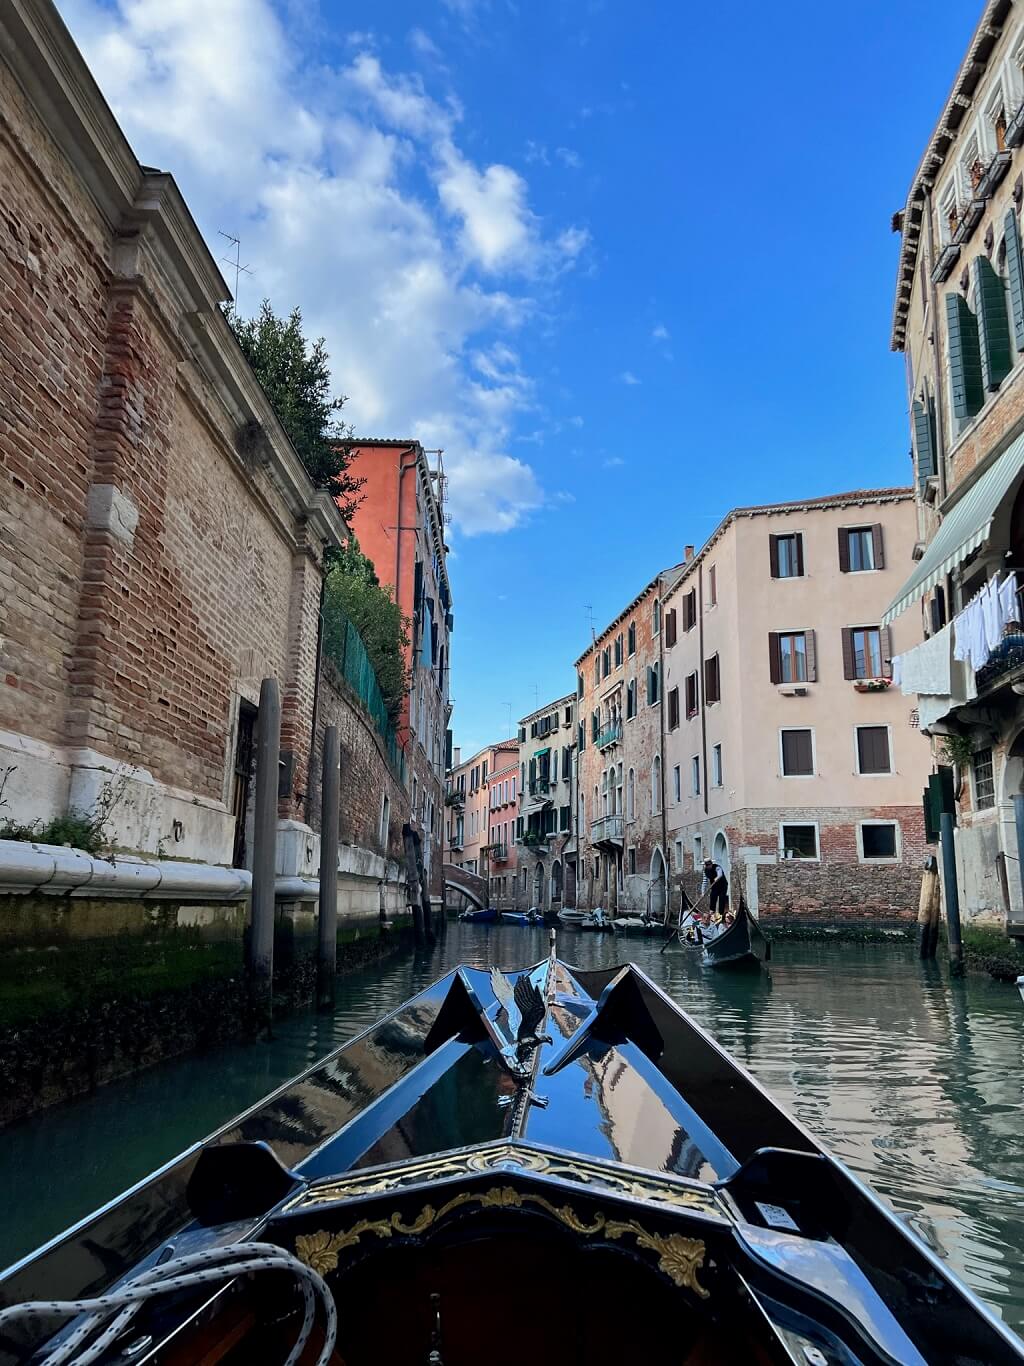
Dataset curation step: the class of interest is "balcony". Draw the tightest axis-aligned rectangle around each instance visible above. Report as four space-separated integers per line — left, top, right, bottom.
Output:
528 778 551 797
444 789 465 808
520 829 547 848
930 242 960 284
486 843 509 862
976 149 1012 200
595 721 622 750
590 814 624 848
975 634 1024 697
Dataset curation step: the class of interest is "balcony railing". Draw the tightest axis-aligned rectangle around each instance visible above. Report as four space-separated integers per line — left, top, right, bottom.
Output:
595 721 622 750
590 814 624 846
484 842 508 862
528 778 551 796
976 634 1024 695
444 790 465 807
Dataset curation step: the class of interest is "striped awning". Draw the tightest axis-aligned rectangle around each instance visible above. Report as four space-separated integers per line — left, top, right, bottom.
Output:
882 433 1024 625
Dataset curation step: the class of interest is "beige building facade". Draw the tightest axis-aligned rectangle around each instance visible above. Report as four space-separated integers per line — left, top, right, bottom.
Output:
888 0 1024 933
515 695 576 910
662 491 932 920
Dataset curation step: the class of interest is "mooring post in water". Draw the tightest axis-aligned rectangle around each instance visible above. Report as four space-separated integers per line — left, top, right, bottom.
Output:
1014 795 1024 919
250 676 281 1014
918 854 940 960
413 827 435 947
939 812 964 977
317 725 340 1012
402 823 425 946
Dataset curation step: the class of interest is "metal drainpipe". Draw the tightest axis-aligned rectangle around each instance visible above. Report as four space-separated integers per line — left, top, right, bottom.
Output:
698 562 709 817
924 187 949 505
657 577 669 892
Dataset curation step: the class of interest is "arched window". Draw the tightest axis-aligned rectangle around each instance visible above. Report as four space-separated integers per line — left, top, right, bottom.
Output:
626 769 635 821
616 764 623 816
521 866 528 891
602 769 609 815
533 861 545 904
551 860 562 902
652 755 662 814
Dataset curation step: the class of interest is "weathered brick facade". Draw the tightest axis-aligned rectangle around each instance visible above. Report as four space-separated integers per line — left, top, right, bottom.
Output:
0 1 405 901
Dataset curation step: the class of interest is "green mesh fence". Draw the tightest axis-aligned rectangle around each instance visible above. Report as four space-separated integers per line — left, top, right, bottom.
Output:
324 609 404 775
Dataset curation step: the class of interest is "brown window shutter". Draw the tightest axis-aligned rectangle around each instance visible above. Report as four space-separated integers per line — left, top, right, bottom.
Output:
769 632 782 684
665 609 677 647
805 629 817 681
838 528 851 573
841 627 855 679
769 535 780 578
871 524 885 570
795 533 805 577
796 729 813 774
880 625 893 678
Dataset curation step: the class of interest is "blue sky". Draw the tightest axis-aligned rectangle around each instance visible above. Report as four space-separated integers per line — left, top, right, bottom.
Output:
60 0 977 756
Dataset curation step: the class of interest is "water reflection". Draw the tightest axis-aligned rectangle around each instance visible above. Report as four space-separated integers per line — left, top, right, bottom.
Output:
0 926 1022 1331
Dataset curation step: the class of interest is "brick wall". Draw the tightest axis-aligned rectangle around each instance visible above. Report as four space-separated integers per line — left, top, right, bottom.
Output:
0 20 344 862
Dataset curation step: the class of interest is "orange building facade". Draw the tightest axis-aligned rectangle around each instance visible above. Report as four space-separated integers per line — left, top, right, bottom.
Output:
342 440 452 905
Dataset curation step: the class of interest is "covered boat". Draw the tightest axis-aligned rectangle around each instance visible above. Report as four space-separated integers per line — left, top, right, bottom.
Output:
457 906 497 924
1 942 1020 1365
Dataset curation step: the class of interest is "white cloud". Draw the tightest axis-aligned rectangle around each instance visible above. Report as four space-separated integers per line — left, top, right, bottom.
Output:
555 146 581 169
619 370 642 386
602 456 624 468
652 323 670 341
57 0 586 537
408 27 442 62
524 140 549 165
568 415 584 427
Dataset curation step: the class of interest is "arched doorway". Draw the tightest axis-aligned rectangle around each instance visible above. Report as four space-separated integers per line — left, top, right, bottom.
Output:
650 847 667 921
551 859 562 904
533 860 545 908
713 830 729 874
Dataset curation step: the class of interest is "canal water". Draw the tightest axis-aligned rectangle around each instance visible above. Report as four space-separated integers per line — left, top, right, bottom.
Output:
1 925 1023 1334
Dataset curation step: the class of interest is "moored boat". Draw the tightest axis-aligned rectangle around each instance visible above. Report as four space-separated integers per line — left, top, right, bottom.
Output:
499 908 542 925
0 942 1018 1365
458 906 497 924
556 907 587 928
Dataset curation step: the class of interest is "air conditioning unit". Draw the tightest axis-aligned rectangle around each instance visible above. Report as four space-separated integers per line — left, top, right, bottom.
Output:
777 686 807 697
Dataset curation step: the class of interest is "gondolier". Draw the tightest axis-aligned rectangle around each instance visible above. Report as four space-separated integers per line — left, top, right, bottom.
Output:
701 858 728 917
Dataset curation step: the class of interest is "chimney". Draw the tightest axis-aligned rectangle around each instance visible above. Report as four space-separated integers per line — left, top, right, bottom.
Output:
684 545 694 562
453 746 461 767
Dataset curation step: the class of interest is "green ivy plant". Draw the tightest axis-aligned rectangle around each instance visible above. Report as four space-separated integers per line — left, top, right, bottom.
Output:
938 733 975 770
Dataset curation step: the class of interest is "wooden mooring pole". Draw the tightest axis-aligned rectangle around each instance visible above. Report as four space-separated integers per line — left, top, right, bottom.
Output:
317 725 340 1012
250 676 281 1017
939 812 964 977
918 854 940 960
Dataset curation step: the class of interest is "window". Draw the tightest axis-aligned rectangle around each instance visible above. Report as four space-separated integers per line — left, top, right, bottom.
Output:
859 821 899 861
614 633 623 667
577 672 584 698
780 823 819 859
564 704 572 725
652 755 661 814
664 608 677 647
843 625 889 680
973 746 995 810
560 804 570 832
668 686 680 729
856 725 892 775
647 662 660 705
602 646 611 679
711 743 723 787
682 588 697 631
685 671 699 717
379 793 390 847
959 127 983 200
627 622 636 656
780 728 814 777
985 79 1008 153
774 631 807 683
939 177 960 246
675 839 684 869
628 846 637 875
672 764 681 802
708 564 717 607
653 599 661 634
704 653 721 704
770 532 803 578
626 769 635 820
839 524 884 573
626 679 637 719
594 658 600 685
690 755 700 796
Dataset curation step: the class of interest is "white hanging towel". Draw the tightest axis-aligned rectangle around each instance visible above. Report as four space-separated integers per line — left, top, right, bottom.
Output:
898 624 952 696
953 594 990 671
999 572 1020 630
982 578 1003 653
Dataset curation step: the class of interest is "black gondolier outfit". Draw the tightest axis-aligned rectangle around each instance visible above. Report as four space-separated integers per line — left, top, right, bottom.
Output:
702 862 728 916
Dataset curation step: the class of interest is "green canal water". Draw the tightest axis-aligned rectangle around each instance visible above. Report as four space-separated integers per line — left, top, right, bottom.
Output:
1 926 1023 1334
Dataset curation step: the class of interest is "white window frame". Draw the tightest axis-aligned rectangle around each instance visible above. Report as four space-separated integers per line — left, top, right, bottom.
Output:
857 819 902 864
958 126 982 203
672 764 681 803
774 531 805 580
692 832 703 868
842 524 876 573
778 726 817 779
690 754 701 797
711 743 723 788
983 77 1009 155
778 820 820 862
651 755 662 814
853 723 894 777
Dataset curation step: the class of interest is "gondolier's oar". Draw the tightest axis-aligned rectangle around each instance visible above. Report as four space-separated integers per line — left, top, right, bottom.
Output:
660 887 711 952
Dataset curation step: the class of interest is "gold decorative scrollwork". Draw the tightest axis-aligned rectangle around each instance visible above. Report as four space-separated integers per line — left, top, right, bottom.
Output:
298 1142 717 1218
294 1186 708 1297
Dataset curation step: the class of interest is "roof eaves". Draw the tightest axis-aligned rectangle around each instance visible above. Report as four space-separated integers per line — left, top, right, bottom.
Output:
573 565 684 666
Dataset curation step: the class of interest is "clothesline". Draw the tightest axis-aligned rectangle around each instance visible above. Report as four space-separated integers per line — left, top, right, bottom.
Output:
891 570 1020 692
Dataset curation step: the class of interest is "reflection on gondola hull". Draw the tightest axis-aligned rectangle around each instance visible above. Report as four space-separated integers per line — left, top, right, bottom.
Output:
703 903 771 969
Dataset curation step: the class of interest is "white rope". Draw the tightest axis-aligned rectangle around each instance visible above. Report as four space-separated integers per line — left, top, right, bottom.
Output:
0 1241 337 1366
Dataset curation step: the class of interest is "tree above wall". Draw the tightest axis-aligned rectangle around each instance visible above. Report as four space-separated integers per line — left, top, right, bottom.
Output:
227 300 364 522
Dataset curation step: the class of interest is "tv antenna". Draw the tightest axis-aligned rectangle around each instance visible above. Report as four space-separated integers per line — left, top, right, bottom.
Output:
585 604 596 643
218 232 252 309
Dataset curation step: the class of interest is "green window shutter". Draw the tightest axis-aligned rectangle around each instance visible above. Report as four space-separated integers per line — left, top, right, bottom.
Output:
912 399 936 482
1005 210 1024 350
973 256 1012 391
945 292 984 418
